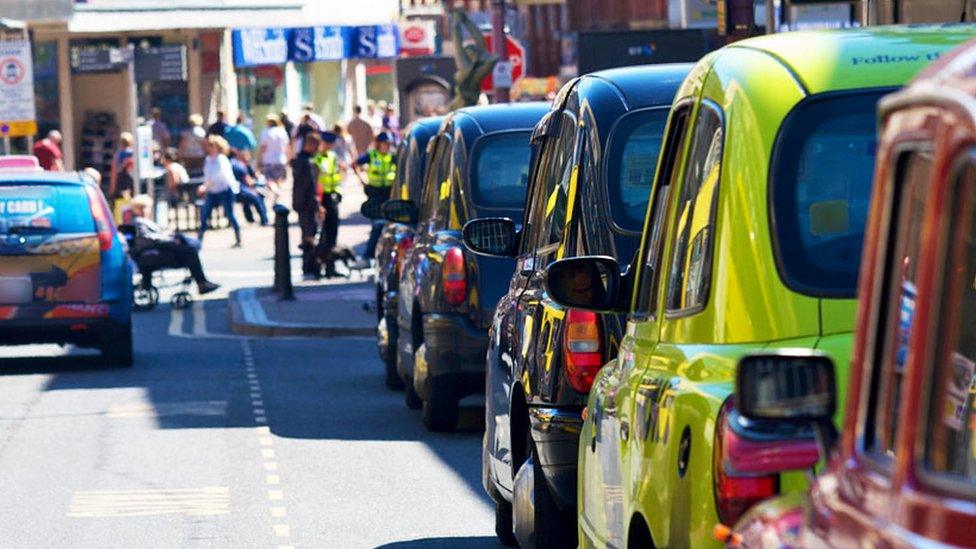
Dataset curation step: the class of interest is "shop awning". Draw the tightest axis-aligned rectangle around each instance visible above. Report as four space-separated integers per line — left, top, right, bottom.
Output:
67 0 398 33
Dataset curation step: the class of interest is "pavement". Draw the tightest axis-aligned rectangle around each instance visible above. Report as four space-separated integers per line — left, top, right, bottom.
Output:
0 173 500 547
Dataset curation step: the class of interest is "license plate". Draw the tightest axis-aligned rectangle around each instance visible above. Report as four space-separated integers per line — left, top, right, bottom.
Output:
0 276 33 304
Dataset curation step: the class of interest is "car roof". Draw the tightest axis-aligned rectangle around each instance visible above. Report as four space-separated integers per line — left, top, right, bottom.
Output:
450 102 551 135
0 171 89 185
582 63 694 108
906 35 976 97
405 115 446 142
724 24 976 95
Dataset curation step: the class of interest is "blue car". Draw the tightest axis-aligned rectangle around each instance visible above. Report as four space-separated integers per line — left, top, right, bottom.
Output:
0 158 133 366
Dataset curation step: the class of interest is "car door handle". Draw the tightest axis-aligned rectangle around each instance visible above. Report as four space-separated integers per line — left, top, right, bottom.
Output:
620 421 630 442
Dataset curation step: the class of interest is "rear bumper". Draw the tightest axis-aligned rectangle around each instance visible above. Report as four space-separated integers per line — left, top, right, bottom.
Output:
529 405 584 510
414 312 488 399
0 315 128 347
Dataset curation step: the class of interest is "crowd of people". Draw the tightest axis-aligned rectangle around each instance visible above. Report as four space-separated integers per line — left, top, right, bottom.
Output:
31 101 401 289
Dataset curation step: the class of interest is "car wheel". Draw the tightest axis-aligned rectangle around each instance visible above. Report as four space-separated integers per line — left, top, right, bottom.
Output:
404 378 423 410
102 322 134 368
422 376 459 432
495 496 518 546
532 444 576 548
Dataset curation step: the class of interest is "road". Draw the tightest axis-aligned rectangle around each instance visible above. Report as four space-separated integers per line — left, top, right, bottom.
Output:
0 184 500 548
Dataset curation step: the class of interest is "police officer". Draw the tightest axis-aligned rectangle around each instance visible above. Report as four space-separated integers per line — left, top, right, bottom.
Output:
315 131 346 278
353 131 396 267
290 131 322 279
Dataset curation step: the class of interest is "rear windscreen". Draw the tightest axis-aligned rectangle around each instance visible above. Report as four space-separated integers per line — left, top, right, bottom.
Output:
0 185 93 234
771 90 888 297
472 131 532 209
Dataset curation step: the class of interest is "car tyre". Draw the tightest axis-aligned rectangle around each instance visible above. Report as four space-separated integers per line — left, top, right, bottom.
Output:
532 444 576 548
404 379 423 410
102 322 134 368
494 496 518 546
422 376 459 431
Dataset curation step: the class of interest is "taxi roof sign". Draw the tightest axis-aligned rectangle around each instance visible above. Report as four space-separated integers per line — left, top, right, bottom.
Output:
0 155 41 172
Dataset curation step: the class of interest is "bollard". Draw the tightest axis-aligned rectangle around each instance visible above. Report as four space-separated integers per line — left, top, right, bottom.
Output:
272 204 295 301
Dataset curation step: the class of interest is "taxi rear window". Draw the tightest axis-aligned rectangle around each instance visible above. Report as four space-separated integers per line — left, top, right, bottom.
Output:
471 131 532 209
607 108 669 232
770 89 889 298
0 184 93 235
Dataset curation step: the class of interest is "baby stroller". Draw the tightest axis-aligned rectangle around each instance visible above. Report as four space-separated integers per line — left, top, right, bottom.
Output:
118 225 194 311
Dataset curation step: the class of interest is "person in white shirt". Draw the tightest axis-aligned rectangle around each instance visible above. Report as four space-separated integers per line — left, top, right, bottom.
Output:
198 135 242 247
259 114 291 191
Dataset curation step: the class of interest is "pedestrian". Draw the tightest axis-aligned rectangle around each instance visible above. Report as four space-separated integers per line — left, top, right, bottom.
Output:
224 113 257 154
161 149 190 208
302 103 326 132
179 113 208 175
291 132 322 279
149 107 171 150
198 135 242 248
352 131 396 267
207 110 229 137
381 104 400 144
347 105 374 159
279 111 295 144
315 131 347 278
331 123 353 165
129 194 220 295
292 113 320 155
109 132 135 199
32 130 64 171
230 150 268 225
259 114 290 195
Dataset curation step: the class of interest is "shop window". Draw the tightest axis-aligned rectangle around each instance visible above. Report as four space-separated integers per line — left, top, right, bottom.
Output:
32 40 60 139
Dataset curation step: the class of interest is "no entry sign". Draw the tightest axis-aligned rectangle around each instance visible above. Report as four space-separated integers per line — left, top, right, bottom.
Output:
481 34 524 92
0 40 36 137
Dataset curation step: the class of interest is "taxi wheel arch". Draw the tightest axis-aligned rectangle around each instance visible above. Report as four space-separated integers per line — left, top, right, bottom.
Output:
627 514 656 549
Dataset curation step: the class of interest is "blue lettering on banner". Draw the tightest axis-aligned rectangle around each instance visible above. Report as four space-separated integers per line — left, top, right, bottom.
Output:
233 24 398 66
233 28 289 67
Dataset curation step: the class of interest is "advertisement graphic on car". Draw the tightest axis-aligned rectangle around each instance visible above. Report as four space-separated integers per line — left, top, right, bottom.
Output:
0 185 105 320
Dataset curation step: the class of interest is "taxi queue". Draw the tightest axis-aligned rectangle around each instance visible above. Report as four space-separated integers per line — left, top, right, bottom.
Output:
372 25 976 549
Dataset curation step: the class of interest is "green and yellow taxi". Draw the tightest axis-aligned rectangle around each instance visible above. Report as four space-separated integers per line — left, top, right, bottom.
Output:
542 25 976 548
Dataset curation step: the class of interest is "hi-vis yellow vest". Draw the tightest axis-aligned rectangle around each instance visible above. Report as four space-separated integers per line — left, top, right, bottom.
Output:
367 150 395 188
315 151 342 193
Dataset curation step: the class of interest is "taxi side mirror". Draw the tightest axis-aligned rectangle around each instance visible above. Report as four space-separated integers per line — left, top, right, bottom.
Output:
382 199 418 225
462 218 519 258
545 256 623 312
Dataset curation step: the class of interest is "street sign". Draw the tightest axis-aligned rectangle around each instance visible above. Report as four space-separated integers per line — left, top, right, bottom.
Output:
135 125 154 180
0 41 37 138
134 46 187 82
70 45 132 73
399 20 437 57
481 34 524 92
492 61 514 88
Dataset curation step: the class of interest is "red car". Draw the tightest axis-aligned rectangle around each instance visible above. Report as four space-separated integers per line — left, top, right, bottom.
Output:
720 39 976 547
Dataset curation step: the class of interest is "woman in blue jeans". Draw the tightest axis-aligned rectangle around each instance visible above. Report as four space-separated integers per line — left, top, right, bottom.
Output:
198 135 242 247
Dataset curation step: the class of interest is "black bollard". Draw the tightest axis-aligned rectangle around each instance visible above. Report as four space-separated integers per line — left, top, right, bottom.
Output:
272 204 295 301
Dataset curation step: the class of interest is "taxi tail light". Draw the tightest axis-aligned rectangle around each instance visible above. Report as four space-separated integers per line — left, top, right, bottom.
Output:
395 235 413 279
713 399 778 526
84 185 115 251
562 309 604 393
442 247 467 306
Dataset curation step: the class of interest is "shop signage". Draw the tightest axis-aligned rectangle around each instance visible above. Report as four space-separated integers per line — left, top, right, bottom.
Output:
232 24 400 67
70 45 132 74
0 40 37 138
399 20 437 57
134 46 187 82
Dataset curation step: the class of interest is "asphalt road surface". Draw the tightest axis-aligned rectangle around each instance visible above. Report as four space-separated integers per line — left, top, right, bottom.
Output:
0 205 500 547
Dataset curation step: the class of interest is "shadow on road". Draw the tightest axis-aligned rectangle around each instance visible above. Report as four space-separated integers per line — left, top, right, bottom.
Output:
375 536 503 548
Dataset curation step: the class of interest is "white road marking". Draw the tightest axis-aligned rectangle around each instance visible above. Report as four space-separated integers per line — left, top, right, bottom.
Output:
67 487 229 517
192 300 207 336
271 507 287 518
261 449 275 459
106 401 227 419
268 490 284 501
274 524 290 537
255 416 267 424
263 462 278 471
266 475 280 485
